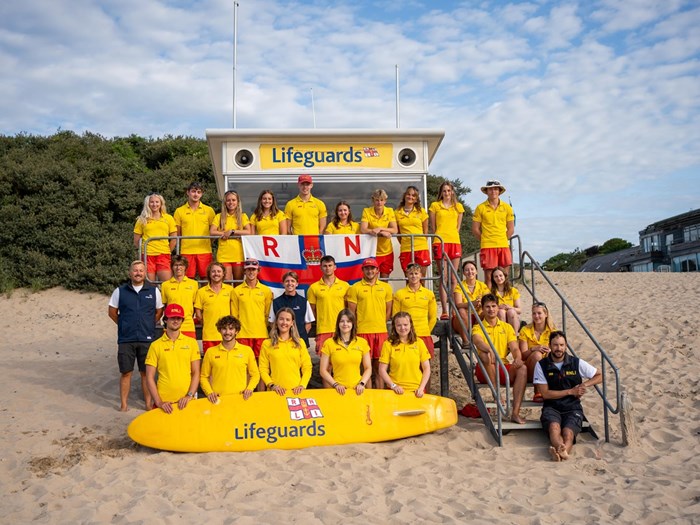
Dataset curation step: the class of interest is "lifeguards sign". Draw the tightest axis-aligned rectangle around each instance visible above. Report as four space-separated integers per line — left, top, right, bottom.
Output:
259 143 394 170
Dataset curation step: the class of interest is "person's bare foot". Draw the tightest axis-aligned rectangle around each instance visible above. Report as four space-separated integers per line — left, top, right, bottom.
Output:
511 414 526 424
119 405 129 412
548 446 561 462
557 444 569 460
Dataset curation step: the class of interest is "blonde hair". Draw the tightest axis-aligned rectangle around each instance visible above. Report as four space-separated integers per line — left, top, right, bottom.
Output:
137 193 166 225
269 307 301 348
220 191 243 232
371 188 388 201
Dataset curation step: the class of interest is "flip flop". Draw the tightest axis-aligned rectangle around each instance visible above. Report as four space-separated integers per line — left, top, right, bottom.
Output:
532 393 544 403
440 313 449 320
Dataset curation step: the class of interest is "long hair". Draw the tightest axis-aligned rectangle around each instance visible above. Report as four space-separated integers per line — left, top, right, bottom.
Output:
531 302 555 332
253 189 281 221
397 185 423 213
388 311 417 345
137 193 166 225
332 201 354 228
490 266 513 295
332 308 357 345
269 307 301 348
220 190 242 231
437 181 457 207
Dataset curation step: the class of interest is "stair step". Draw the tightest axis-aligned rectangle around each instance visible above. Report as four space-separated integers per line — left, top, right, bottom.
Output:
483 400 543 409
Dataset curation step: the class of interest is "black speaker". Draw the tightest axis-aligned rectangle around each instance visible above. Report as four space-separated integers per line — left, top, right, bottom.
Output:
235 149 254 167
398 148 416 166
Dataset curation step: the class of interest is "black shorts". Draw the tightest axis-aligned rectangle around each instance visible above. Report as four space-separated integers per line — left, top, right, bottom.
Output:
540 406 584 435
117 342 151 374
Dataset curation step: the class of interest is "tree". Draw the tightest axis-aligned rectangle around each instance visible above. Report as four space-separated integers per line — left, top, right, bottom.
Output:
600 238 633 254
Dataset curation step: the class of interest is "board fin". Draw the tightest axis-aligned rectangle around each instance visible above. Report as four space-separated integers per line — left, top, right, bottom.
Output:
393 409 426 417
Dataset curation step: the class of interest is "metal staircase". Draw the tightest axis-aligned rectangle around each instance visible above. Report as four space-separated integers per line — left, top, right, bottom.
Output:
436 235 621 446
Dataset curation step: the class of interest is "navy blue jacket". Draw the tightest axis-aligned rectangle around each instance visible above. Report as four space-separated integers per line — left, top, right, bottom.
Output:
272 293 310 346
117 283 158 344
540 354 583 412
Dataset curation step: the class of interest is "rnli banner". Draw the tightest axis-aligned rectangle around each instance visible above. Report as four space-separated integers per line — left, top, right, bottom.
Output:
242 235 377 295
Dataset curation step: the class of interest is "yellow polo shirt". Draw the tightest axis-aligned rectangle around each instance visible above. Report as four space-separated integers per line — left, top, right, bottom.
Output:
518 324 554 349
161 276 199 333
250 210 286 235
173 202 216 254
200 341 260 396
284 195 327 235
392 286 437 337
395 207 429 253
379 339 430 391
145 333 200 402
259 338 312 389
361 207 396 256
194 284 234 341
133 214 176 255
473 199 514 249
472 319 516 360
307 277 350 334
231 281 273 339
325 221 361 234
346 279 393 334
320 337 370 387
212 212 250 263
429 201 465 245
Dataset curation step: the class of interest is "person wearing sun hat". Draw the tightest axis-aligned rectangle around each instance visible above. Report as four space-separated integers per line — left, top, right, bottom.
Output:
284 174 328 235
346 257 394 389
144 303 201 414
472 180 515 286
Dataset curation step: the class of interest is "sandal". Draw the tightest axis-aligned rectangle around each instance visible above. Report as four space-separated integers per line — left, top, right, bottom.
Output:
533 393 544 403
440 313 449 320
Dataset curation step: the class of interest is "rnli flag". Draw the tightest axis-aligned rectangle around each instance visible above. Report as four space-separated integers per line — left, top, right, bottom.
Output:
242 234 377 295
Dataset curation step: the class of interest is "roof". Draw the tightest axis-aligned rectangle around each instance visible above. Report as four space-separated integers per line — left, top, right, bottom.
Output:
577 246 642 272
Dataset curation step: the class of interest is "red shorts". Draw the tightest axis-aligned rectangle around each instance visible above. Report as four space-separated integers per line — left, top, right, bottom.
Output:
480 247 512 270
399 250 431 271
420 336 435 358
432 243 462 261
144 253 171 275
475 362 512 385
220 261 244 268
202 340 220 354
315 333 332 355
358 332 388 359
181 331 196 339
183 253 213 279
238 338 266 358
375 253 394 275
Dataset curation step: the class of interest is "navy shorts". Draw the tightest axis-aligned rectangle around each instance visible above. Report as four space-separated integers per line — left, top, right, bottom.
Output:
117 342 150 374
540 406 584 435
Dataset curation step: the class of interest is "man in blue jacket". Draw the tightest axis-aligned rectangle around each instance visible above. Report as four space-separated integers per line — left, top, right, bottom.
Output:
533 331 602 461
108 260 164 411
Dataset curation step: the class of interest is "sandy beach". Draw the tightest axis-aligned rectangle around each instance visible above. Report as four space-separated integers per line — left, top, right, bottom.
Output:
1 272 698 524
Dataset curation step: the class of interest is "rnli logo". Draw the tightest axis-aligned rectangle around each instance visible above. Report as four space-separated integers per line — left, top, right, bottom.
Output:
287 397 323 421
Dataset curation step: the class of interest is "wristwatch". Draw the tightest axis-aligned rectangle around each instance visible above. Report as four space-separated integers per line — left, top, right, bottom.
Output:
390 383 397 390
359 381 365 387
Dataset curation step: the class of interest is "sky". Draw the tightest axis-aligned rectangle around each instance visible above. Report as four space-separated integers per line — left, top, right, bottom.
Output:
1 0 699 262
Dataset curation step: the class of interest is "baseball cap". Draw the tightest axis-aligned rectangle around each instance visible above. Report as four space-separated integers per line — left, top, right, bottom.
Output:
244 258 260 269
362 258 379 268
298 174 313 184
164 304 185 318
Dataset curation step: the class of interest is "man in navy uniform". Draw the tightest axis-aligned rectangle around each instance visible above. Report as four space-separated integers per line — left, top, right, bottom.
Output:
108 260 163 411
533 331 602 461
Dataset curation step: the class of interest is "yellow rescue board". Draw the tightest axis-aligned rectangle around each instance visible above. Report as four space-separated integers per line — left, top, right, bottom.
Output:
127 390 457 452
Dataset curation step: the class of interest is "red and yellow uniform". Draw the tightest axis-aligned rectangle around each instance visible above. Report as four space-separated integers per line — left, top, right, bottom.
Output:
473 200 514 248
212 212 250 263
392 286 437 338
472 319 516 360
259 338 312 389
144 333 200 402
307 277 349 335
231 281 273 339
429 201 464 246
133 214 176 255
379 339 430 391
161 277 199 334
361 207 396 256
200 341 260 396
320 337 370 387
346 279 393 334
325 221 360 234
250 210 286 235
395 207 429 253
284 196 327 235
194 284 234 342
173 203 216 254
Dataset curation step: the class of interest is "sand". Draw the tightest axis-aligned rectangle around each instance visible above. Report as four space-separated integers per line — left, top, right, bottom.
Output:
1 272 698 524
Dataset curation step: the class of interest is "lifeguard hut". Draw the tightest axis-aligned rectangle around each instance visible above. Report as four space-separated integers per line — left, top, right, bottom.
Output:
205 128 445 281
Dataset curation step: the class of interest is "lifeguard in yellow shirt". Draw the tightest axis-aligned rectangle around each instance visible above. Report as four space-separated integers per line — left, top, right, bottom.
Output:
133 192 177 282
200 315 260 403
250 190 288 235
360 189 398 279
194 262 233 353
160 255 199 338
210 190 251 283
324 201 361 234
284 174 327 235
319 309 372 393
395 186 430 276
307 255 349 353
259 308 312 395
173 181 216 279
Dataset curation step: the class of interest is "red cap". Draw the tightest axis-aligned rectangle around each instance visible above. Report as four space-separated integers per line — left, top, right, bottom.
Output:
362 258 379 268
164 303 185 318
298 174 313 184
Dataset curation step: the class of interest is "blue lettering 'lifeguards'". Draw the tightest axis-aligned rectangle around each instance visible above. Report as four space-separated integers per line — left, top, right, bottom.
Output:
233 420 327 444
271 146 363 168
